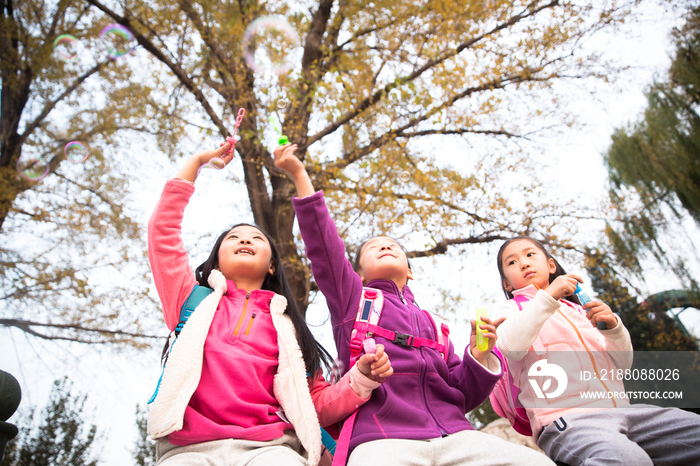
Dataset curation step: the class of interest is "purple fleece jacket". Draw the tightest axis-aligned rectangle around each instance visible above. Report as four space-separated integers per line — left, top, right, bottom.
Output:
293 191 503 453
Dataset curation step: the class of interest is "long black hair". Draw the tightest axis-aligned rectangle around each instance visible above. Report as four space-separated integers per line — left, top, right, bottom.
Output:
496 236 580 305
195 223 332 376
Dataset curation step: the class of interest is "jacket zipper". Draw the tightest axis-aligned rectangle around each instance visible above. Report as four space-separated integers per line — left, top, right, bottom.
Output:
412 301 447 436
556 309 617 407
245 313 257 335
233 291 251 336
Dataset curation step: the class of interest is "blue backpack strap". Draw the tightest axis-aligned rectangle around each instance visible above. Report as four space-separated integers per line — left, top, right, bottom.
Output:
148 284 213 404
175 285 214 336
320 426 337 455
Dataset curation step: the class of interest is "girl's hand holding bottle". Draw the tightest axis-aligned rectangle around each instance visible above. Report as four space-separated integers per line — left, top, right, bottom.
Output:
356 343 394 383
469 315 506 366
546 275 617 329
273 144 315 198
545 274 583 301
175 142 235 182
583 300 617 330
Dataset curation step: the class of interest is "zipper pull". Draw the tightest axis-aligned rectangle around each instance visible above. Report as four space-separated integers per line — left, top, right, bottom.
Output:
399 292 406 304
245 312 257 335
246 291 251 299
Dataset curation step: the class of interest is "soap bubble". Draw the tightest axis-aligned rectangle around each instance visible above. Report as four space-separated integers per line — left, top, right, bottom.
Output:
64 141 88 163
17 154 50 181
242 16 301 75
276 98 289 109
99 24 135 60
399 171 411 182
202 157 226 170
329 358 345 385
53 34 81 63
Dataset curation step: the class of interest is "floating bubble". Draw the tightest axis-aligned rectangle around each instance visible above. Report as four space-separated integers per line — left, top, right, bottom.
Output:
242 16 301 75
99 24 135 60
16 154 50 181
399 171 411 182
276 98 289 109
64 141 88 163
329 358 345 385
53 34 81 63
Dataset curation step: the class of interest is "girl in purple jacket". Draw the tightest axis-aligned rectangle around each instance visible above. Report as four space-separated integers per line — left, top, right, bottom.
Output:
274 144 554 466
147 142 394 465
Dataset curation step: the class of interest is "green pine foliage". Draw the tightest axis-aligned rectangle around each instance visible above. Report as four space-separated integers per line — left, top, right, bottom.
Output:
0 378 101 466
131 404 155 466
604 5 700 276
586 253 699 352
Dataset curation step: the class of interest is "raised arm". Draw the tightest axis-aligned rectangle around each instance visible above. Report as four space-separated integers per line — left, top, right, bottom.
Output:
148 143 234 330
273 145 363 323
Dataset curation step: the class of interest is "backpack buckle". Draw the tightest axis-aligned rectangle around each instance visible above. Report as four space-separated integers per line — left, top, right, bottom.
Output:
393 332 413 347
349 338 363 357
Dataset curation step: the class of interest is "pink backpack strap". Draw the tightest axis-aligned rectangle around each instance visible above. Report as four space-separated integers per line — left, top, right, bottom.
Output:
330 410 358 466
349 288 383 364
424 311 450 362
512 294 529 311
349 288 450 362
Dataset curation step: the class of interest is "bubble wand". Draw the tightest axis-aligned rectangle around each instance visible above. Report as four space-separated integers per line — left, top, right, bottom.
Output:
268 115 289 146
575 283 606 330
201 108 245 171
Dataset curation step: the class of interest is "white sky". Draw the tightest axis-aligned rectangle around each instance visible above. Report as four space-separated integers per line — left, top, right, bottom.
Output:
2 1 700 464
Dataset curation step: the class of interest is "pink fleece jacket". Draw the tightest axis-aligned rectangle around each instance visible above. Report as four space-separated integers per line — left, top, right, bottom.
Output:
148 178 377 446
493 285 633 437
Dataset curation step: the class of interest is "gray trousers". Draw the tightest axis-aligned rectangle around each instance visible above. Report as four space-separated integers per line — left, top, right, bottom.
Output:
156 431 309 466
347 428 555 466
537 405 700 466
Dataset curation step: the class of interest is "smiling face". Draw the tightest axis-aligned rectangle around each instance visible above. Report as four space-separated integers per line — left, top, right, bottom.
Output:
500 239 556 292
356 236 414 289
217 225 275 287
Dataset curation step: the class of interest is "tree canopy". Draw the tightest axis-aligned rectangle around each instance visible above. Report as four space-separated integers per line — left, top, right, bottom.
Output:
2 0 640 347
1 0 162 346
85 0 634 314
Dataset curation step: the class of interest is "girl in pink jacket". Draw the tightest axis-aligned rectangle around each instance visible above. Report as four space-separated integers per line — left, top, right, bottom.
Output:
147 142 393 466
493 236 700 466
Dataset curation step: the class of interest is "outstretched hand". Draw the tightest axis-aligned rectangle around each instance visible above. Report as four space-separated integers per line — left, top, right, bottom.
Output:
273 144 303 177
195 142 236 167
175 142 236 182
469 315 506 366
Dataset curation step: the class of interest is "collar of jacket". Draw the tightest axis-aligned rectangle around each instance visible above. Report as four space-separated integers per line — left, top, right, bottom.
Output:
365 279 416 303
512 284 539 300
148 269 321 465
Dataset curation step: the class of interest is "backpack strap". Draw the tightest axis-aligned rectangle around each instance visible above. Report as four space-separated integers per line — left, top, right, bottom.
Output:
349 288 450 363
349 288 383 361
175 285 214 336
149 284 214 404
512 294 529 311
